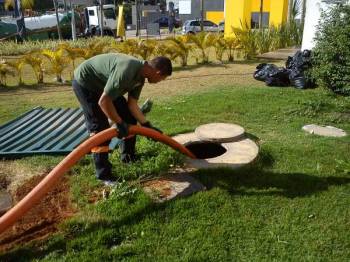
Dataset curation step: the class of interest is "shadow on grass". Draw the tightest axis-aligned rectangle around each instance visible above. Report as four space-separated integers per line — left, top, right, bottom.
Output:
193 150 350 198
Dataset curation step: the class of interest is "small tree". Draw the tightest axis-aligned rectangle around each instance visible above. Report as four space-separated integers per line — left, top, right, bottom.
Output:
0 60 14 86
311 4 350 95
225 36 238 62
41 48 69 83
6 58 26 85
166 35 192 66
23 53 45 84
188 32 216 63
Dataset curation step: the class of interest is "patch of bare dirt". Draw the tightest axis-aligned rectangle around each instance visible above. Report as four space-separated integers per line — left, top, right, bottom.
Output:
0 174 76 252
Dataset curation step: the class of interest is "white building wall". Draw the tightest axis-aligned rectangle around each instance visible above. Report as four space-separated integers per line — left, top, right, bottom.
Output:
302 0 350 51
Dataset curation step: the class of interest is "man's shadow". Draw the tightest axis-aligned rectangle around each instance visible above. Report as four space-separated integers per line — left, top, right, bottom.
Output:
193 149 350 198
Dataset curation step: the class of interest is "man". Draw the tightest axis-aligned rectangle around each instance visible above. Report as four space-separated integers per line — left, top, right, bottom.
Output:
72 53 172 184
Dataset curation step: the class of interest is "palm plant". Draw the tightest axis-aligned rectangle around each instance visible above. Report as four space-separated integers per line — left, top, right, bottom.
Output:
232 25 258 59
5 0 34 10
110 39 138 56
81 40 107 59
255 28 274 54
0 60 14 86
59 43 85 77
6 58 26 85
188 32 216 63
154 41 179 62
41 48 69 83
23 53 45 84
136 39 157 60
166 35 192 66
225 36 239 62
213 34 226 62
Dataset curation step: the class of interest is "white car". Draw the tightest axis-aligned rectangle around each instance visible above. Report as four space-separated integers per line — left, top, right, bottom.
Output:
182 19 218 34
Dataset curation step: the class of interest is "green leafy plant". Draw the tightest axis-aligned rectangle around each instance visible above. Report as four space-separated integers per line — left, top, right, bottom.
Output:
232 24 258 59
311 4 350 95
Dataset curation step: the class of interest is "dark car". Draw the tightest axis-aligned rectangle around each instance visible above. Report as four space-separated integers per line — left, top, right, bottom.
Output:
153 16 182 28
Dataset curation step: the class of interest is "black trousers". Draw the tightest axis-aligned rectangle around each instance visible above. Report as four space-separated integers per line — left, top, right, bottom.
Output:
72 80 137 180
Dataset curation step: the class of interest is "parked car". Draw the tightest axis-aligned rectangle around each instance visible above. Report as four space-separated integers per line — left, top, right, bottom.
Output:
153 16 182 28
182 19 218 34
218 20 224 33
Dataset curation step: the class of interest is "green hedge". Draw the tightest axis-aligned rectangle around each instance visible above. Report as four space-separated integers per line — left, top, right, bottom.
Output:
311 4 350 96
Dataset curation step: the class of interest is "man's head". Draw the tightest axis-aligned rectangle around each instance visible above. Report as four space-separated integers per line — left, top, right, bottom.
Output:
145 56 172 83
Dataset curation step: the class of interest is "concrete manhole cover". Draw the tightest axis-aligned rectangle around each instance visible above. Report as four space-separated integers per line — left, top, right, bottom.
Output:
302 124 347 137
143 174 205 202
195 123 245 142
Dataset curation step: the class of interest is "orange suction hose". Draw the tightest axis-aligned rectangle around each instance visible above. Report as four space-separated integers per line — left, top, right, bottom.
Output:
0 126 196 234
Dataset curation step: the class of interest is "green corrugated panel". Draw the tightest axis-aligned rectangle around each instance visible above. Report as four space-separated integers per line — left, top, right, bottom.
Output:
0 107 118 158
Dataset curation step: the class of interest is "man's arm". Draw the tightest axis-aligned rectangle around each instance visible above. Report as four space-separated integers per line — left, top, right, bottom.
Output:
127 94 147 124
98 92 123 124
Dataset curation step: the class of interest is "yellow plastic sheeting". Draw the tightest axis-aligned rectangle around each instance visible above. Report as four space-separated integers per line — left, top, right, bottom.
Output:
206 11 224 25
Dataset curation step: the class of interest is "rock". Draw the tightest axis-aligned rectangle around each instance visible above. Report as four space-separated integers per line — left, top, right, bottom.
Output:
0 190 12 215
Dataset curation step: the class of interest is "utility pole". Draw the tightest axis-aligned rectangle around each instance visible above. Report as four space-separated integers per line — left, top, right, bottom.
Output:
100 0 104 36
136 0 141 37
70 0 77 41
53 0 63 40
200 0 204 31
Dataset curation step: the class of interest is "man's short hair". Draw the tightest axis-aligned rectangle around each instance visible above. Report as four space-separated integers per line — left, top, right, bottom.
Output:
149 56 172 76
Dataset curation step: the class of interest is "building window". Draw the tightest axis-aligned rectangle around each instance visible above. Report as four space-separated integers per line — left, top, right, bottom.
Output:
88 10 95 16
251 12 269 28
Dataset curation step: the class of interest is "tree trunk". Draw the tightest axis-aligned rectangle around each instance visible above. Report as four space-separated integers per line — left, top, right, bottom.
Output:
259 0 263 30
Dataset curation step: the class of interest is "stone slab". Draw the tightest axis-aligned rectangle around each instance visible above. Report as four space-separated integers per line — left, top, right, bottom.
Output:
195 123 245 143
302 124 347 137
143 173 205 202
0 190 12 215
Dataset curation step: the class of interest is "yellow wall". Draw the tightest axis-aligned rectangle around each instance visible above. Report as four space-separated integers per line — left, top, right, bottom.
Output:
224 0 289 37
206 11 224 25
269 0 288 26
251 0 271 12
224 0 252 36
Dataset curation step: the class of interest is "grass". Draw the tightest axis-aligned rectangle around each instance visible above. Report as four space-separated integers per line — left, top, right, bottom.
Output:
0 65 350 260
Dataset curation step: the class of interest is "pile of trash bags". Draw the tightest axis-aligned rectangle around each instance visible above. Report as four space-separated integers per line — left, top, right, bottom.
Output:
254 50 316 89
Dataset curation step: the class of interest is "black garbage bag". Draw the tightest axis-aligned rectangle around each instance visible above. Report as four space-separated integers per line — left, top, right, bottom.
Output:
253 63 279 81
287 50 316 89
265 68 291 87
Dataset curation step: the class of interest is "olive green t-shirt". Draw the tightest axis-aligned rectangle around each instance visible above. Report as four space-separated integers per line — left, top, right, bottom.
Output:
74 53 145 100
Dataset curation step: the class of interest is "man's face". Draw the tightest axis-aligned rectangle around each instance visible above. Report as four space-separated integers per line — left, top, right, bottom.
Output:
147 71 167 84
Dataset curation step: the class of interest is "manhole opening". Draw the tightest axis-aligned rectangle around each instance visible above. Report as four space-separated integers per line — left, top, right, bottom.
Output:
186 142 227 159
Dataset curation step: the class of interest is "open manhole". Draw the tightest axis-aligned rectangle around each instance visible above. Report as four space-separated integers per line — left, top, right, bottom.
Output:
186 142 227 159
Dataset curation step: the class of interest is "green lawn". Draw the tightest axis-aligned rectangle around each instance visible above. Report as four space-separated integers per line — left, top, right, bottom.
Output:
0 68 350 261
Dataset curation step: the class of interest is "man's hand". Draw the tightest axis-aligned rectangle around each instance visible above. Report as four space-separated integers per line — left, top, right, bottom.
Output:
116 121 129 138
141 121 163 134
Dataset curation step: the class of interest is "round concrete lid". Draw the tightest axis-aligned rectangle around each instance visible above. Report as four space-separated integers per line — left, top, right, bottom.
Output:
195 123 245 142
186 138 259 169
